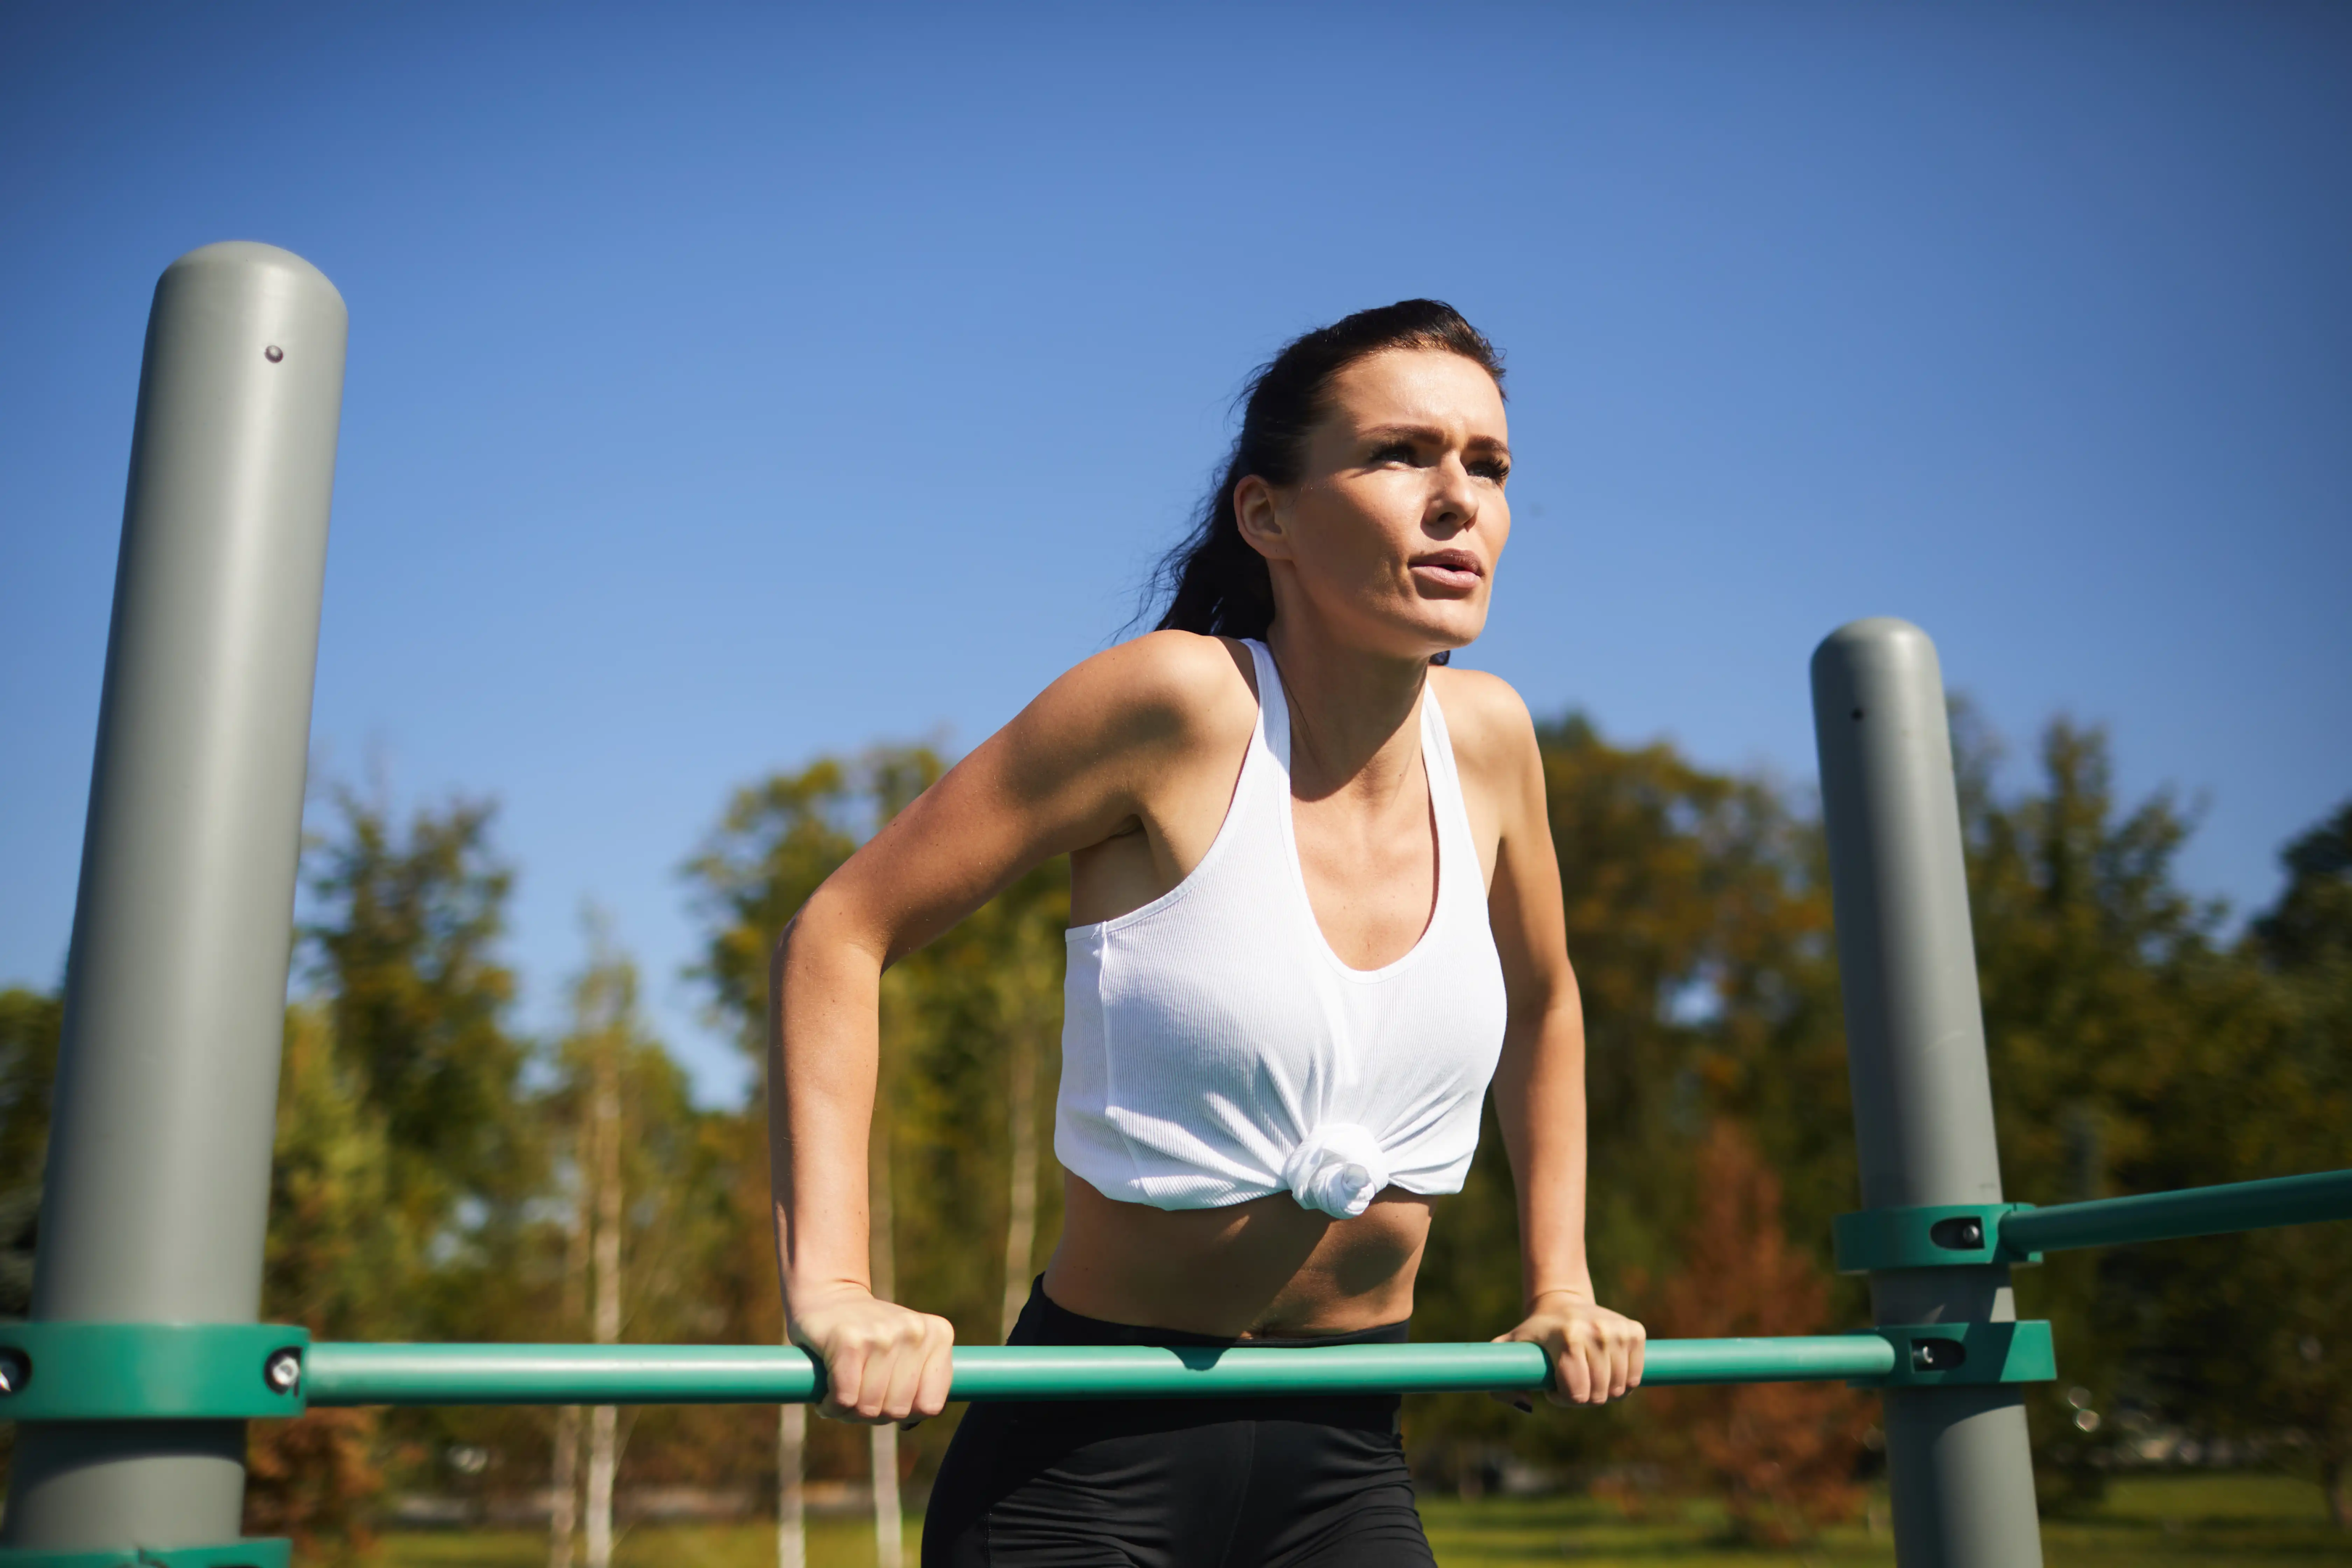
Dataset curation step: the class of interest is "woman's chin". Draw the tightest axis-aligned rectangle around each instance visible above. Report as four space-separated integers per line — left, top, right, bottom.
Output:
1410 611 1485 658
1286 597 1484 660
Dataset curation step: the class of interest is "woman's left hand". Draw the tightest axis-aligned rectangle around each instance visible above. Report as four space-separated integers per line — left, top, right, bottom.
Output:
1494 1289 1646 1408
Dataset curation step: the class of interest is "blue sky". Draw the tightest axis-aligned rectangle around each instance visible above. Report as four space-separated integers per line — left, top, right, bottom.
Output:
4 3 2346 1106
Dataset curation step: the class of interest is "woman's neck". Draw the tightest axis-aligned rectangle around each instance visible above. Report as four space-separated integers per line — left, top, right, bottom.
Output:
1261 617 1432 804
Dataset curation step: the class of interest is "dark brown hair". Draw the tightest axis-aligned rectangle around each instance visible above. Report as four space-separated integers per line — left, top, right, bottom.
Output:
1150 299 1504 642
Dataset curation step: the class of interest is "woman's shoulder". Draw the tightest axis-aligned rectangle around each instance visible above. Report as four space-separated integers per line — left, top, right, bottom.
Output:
1024 630 1258 759
1099 628 1257 701
1429 663 1538 762
1429 666 1546 844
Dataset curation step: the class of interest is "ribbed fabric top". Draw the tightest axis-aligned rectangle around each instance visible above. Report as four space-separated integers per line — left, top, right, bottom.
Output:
1055 640 1511 1220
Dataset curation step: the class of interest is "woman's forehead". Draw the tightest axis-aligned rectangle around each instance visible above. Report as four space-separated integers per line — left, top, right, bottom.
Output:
1326 348 1506 432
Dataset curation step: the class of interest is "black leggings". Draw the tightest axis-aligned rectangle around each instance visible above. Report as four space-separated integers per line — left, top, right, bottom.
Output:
922 1281 1436 1567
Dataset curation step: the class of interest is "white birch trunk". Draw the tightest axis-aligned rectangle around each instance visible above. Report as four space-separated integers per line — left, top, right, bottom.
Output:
585 1405 618 1565
548 1402 580 1568
585 1037 624 1568
870 1424 902 1568
551 1026 595 1568
776 1400 807 1568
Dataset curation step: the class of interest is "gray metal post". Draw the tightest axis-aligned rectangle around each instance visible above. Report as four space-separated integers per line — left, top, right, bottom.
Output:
3 244 346 1552
1811 618 2043 1568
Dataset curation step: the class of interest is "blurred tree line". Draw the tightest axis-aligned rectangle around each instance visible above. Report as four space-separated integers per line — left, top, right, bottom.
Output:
0 708 2343 1553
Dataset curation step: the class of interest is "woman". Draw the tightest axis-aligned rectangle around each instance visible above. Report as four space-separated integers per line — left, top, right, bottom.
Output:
769 300 1645 1567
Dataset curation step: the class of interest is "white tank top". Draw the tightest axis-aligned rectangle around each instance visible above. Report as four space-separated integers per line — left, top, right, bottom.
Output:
1055 639 1511 1220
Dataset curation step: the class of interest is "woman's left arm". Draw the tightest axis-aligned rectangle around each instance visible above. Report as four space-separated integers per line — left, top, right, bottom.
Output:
1471 678 1646 1407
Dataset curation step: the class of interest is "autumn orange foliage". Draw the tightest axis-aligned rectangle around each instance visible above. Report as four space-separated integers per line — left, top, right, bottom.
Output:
1639 1119 1874 1545
243 1408 380 1561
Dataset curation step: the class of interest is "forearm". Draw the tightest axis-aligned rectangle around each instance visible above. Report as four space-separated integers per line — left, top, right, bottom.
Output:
1493 997 1646 1407
1493 998 1595 1307
767 899 889 1323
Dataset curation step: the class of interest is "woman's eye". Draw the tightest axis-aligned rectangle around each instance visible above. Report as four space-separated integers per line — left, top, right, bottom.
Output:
1372 443 1418 465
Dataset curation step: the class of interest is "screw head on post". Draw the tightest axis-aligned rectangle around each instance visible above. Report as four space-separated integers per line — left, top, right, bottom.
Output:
1909 1338 1967 1373
265 1348 303 1394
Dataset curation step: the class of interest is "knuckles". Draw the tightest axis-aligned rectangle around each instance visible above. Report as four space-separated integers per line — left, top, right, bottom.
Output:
1517 1307 1644 1406
811 1309 955 1424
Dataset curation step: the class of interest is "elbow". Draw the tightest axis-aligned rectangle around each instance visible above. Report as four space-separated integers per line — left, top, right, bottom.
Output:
768 914 801 1014
769 887 886 1009
769 904 838 1004
769 906 832 1030
772 881 851 970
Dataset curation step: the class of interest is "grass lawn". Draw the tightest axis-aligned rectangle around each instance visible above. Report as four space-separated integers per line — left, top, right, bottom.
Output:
370 1473 2345 1566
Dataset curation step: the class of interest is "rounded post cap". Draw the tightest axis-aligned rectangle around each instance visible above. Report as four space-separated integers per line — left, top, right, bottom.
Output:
1810 616 1948 687
1813 616 1932 661
161 240 346 316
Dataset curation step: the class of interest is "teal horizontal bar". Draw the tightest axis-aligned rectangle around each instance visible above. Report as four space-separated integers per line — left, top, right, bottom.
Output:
2000 1167 2352 1255
304 1334 1897 1407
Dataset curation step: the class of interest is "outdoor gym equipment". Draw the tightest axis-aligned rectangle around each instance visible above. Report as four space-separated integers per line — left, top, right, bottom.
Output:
1 243 2345 1568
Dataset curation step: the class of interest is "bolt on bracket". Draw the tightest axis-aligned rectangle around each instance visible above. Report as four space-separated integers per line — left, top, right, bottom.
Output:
0 1323 309 1423
1833 1202 2042 1273
1863 1320 2057 1389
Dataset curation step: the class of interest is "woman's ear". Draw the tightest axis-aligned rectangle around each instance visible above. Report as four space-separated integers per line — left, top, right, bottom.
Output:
1233 475 1294 562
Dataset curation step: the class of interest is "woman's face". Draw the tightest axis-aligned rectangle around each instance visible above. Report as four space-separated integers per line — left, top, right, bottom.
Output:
1236 347 1511 661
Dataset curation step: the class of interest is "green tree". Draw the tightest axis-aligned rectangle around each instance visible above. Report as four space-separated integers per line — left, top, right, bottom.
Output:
262 1004 407 1339
292 787 550 1519
245 1004 398 1556
2248 804 2352 1523
0 985 62 1502
2143 801 2352 1527
1949 718 2258 1506
303 788 536 1259
685 759 862 1057
0 986 62 1318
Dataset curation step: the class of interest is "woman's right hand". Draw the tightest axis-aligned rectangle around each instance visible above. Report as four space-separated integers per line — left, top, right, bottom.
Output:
789 1282 957 1424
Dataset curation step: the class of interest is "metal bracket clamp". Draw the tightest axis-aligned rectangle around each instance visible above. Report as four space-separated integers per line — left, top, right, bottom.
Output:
1832 1202 2041 1273
1862 1320 2057 1389
0 1543 290 1568
0 1323 310 1422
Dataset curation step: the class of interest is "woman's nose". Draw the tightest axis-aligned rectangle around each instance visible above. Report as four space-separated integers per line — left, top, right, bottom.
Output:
1428 457 1479 531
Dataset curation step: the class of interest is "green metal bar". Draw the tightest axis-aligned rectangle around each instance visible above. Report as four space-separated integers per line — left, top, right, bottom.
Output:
0 1542 288 1568
1998 1168 2352 1255
303 1335 1898 1406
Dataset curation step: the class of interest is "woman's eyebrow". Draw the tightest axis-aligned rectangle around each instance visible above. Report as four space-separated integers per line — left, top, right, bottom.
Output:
1358 424 1510 460
1359 423 1445 446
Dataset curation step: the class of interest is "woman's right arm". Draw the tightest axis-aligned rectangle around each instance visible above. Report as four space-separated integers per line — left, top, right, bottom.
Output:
767 632 1240 1423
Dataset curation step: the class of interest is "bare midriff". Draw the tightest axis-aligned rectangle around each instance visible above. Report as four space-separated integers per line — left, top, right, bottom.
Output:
1040 1172 1433 1338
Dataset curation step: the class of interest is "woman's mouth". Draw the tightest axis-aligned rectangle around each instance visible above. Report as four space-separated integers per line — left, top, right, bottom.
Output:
1409 550 1483 593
